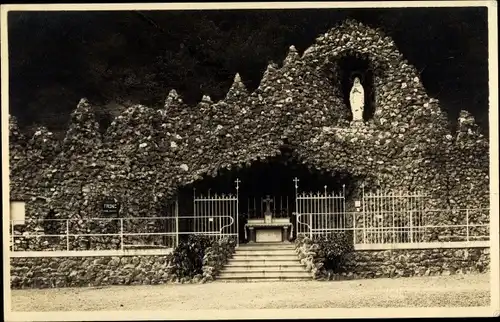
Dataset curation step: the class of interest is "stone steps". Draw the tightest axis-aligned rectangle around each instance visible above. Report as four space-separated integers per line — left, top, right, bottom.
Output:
237 243 295 251
223 265 305 272
227 261 303 268
218 277 311 283
234 250 297 256
218 242 312 282
219 271 311 280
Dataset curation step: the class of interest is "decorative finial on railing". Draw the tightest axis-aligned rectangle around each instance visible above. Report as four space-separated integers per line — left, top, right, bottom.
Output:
235 178 241 191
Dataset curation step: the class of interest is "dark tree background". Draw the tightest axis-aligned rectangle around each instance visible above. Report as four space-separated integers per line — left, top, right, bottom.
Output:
8 7 489 137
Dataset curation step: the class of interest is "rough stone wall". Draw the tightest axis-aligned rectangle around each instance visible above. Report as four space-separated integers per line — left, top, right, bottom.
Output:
10 237 236 289
9 19 489 240
10 255 172 289
10 245 488 289
294 233 489 281
325 247 490 281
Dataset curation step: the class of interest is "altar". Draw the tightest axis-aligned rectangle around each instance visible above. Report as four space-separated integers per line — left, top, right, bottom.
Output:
244 196 293 243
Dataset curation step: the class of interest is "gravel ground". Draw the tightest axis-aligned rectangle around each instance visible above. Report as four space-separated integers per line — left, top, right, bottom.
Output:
10 274 490 311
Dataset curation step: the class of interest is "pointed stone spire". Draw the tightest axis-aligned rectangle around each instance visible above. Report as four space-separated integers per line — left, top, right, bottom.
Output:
9 115 25 143
343 18 359 29
197 94 212 109
258 62 279 87
28 125 60 164
9 115 27 163
164 89 182 110
162 89 188 123
283 45 299 66
457 110 481 139
71 98 92 120
225 73 248 101
201 95 212 104
63 98 101 153
30 125 55 146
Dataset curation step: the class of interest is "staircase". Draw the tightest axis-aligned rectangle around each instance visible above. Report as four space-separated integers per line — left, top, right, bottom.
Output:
218 242 312 282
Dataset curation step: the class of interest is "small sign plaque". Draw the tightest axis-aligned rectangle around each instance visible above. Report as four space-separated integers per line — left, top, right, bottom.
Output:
102 198 120 215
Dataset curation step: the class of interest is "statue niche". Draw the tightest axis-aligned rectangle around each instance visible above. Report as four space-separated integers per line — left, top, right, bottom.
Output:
349 76 365 122
338 53 375 122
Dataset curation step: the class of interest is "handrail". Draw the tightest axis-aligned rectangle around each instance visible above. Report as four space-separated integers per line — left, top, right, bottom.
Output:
295 208 490 244
9 215 238 252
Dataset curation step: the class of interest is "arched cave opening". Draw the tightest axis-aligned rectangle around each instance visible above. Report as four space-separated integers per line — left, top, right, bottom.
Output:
338 54 375 121
174 145 358 242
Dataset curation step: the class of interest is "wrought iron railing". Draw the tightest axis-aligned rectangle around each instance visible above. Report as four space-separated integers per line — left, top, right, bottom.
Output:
9 215 238 252
295 208 490 244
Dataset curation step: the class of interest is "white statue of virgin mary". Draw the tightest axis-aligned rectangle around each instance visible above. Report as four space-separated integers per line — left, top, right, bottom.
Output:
349 77 364 122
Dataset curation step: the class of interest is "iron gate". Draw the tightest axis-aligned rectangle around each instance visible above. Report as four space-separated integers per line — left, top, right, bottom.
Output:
294 177 347 239
294 177 430 245
357 187 428 244
191 178 240 244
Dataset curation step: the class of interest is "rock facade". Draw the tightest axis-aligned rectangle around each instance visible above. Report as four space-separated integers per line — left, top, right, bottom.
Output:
9 19 489 246
10 255 173 289
10 236 237 289
294 237 489 281
11 242 488 288
325 247 490 281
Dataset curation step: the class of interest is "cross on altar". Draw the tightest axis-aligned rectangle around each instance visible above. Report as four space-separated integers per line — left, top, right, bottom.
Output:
263 195 273 214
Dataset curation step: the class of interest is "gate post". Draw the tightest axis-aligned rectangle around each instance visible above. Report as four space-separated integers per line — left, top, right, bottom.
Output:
362 185 366 244
193 188 196 235
409 210 414 243
175 196 179 247
235 178 240 248
293 177 300 239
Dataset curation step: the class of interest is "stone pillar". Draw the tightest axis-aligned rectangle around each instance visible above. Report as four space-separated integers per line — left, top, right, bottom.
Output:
282 226 289 242
248 227 255 243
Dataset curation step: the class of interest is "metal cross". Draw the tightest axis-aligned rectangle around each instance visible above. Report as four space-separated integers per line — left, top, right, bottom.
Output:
235 178 241 191
293 177 300 189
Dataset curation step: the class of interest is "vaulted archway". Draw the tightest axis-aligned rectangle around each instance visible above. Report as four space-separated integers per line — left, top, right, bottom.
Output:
175 144 359 243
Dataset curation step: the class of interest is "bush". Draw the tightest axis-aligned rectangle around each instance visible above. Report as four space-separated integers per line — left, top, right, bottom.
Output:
168 235 212 279
202 236 236 282
315 231 354 272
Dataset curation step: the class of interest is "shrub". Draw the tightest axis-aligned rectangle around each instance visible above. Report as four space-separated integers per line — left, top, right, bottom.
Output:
168 235 212 279
202 236 236 282
315 231 354 272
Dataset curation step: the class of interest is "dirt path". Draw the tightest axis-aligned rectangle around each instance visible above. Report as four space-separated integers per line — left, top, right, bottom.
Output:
10 274 490 311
